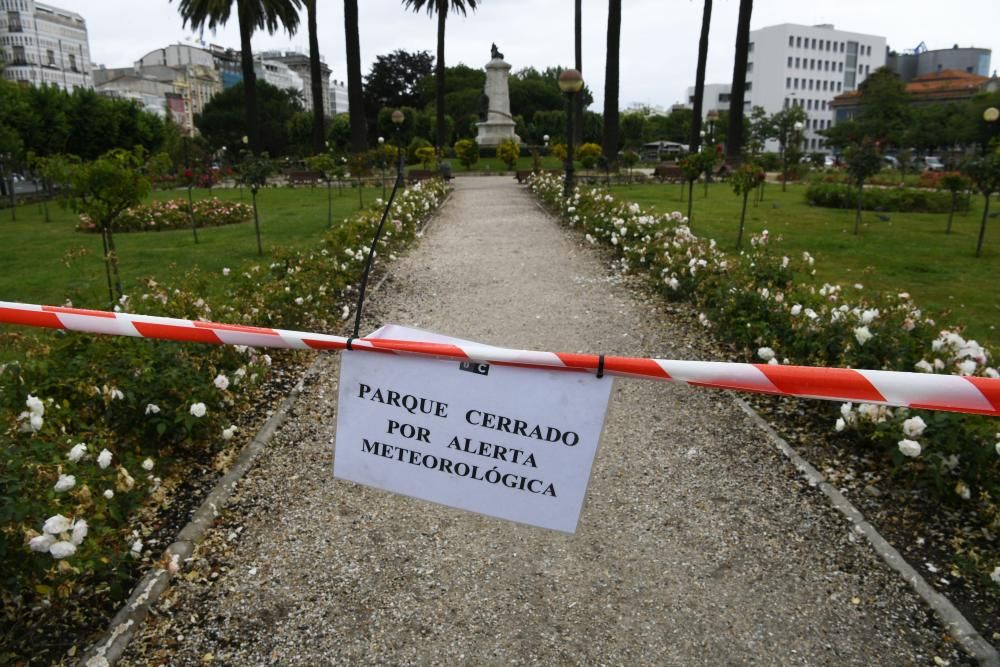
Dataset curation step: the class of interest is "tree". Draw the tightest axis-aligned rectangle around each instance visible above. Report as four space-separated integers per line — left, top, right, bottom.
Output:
961 154 1000 257
454 138 479 168
602 0 621 166
174 0 301 155
620 112 645 150
731 162 764 248
60 149 151 304
196 81 303 156
239 151 274 254
344 0 368 151
770 106 807 191
745 106 772 158
726 0 753 164
855 67 912 149
938 172 971 235
303 0 325 153
305 152 338 226
844 139 882 235
366 50 435 126
690 0 712 154
402 0 480 153
644 108 692 144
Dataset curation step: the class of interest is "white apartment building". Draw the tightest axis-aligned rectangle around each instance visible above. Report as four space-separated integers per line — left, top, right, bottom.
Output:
683 83 732 117
746 23 886 152
0 0 91 90
253 56 304 99
329 77 348 115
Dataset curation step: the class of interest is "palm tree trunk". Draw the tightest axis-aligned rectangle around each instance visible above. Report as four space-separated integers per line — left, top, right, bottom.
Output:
435 6 447 153
690 0 712 154
573 0 583 147
344 0 368 152
602 0 621 166
306 0 326 154
726 0 753 165
237 6 260 155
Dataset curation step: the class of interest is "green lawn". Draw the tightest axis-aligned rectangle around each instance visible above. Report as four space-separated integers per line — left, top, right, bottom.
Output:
608 181 999 347
0 184 381 310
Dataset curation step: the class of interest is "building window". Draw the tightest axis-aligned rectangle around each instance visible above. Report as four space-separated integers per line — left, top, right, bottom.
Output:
789 35 794 47
865 64 870 75
796 36 802 48
809 79 814 90
748 42 754 53
7 10 22 32
812 38 817 49
746 62 753 73
807 99 812 110
840 42 845 53
69 53 77 72
784 98 790 109
788 56 793 68
837 81 842 92
793 77 799 89
12 44 25 64
46 48 54 65
786 77 791 88
745 81 752 91
845 71 856 90
795 57 800 68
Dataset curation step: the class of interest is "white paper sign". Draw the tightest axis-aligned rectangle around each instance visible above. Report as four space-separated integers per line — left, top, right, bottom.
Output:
333 326 613 533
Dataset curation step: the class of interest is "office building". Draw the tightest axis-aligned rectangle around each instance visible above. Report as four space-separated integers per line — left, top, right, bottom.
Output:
683 83 732 117
0 0 92 90
887 44 991 83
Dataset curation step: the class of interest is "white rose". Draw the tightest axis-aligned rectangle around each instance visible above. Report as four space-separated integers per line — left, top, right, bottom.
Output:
835 418 846 432
97 449 113 469
190 402 207 418
131 539 143 555
222 426 237 440
49 541 77 559
29 534 56 553
897 439 921 458
43 514 72 534
103 489 114 500
854 326 873 346
790 304 802 316
29 414 44 432
902 416 926 438
757 347 775 362
26 394 44 416
145 403 161 415
54 474 76 493
955 481 970 500
67 443 88 462
213 374 230 391
141 458 154 471
71 520 88 546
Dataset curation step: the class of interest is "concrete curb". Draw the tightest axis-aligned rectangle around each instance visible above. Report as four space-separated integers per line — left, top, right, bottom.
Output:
77 185 453 667
734 398 1000 666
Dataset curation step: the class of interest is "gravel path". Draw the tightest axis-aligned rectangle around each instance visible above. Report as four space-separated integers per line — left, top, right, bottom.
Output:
121 176 965 666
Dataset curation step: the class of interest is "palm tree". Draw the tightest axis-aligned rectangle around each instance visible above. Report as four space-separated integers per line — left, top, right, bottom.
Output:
573 0 583 147
175 0 301 155
402 0 480 153
304 0 325 153
726 0 753 164
344 0 368 152
602 0 621 166
690 0 712 154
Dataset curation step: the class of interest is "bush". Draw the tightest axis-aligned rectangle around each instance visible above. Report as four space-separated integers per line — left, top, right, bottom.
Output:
0 179 451 662
75 198 252 233
415 146 437 171
454 139 479 169
496 139 520 170
407 137 433 164
804 182 967 213
550 143 567 162
577 142 602 169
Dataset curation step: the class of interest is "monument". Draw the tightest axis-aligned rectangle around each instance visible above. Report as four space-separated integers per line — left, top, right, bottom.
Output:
475 44 520 147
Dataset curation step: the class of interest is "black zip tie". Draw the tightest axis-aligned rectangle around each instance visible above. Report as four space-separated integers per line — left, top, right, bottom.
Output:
345 337 355 351
597 354 605 379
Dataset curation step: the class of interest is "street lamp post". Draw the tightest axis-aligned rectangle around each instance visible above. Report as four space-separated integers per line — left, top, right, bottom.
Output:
543 134 550 158
706 109 719 147
984 106 999 155
378 136 387 198
782 120 805 192
558 68 583 198
391 110 405 187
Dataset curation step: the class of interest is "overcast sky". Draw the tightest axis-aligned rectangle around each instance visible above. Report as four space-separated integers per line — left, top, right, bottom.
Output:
60 0 1000 111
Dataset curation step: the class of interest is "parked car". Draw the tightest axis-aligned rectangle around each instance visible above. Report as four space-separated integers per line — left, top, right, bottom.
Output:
882 155 899 168
917 156 945 172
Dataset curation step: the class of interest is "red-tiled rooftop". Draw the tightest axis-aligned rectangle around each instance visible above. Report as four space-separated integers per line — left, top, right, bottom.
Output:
832 69 991 106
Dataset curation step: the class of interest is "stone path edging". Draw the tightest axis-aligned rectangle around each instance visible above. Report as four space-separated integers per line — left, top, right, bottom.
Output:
76 189 450 667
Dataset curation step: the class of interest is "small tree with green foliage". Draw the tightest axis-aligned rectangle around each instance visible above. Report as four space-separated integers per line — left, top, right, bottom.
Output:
621 150 639 183
496 139 520 171
415 146 437 171
938 172 971 235
961 154 1000 257
454 138 479 168
678 155 703 223
577 142 602 170
239 150 273 255
60 148 151 304
844 139 882 235
731 162 765 248
550 142 567 162
305 153 338 227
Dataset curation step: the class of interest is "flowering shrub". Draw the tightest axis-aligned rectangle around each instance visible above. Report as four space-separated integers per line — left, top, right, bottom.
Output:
76 197 253 233
805 182 965 213
529 171 999 516
0 179 449 657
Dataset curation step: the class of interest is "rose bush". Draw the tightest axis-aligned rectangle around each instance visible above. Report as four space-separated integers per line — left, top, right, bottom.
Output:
0 179 449 660
75 197 253 234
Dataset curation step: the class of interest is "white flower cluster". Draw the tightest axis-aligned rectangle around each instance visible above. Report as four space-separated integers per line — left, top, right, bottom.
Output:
29 515 87 559
914 330 995 378
17 394 45 432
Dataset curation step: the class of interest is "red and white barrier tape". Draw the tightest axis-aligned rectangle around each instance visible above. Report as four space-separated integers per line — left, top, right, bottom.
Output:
1 300 998 417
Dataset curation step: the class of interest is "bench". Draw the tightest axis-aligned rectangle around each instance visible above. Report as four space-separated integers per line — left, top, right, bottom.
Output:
653 165 683 182
515 170 534 183
286 170 323 187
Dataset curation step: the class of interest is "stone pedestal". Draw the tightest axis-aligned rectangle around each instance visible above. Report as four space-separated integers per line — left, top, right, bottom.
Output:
475 58 520 147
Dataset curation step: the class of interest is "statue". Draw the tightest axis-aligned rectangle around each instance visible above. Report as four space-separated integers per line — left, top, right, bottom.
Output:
491 43 504 61
478 92 490 122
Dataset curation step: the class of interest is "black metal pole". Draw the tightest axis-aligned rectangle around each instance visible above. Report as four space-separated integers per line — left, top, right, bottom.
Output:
564 92 575 198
